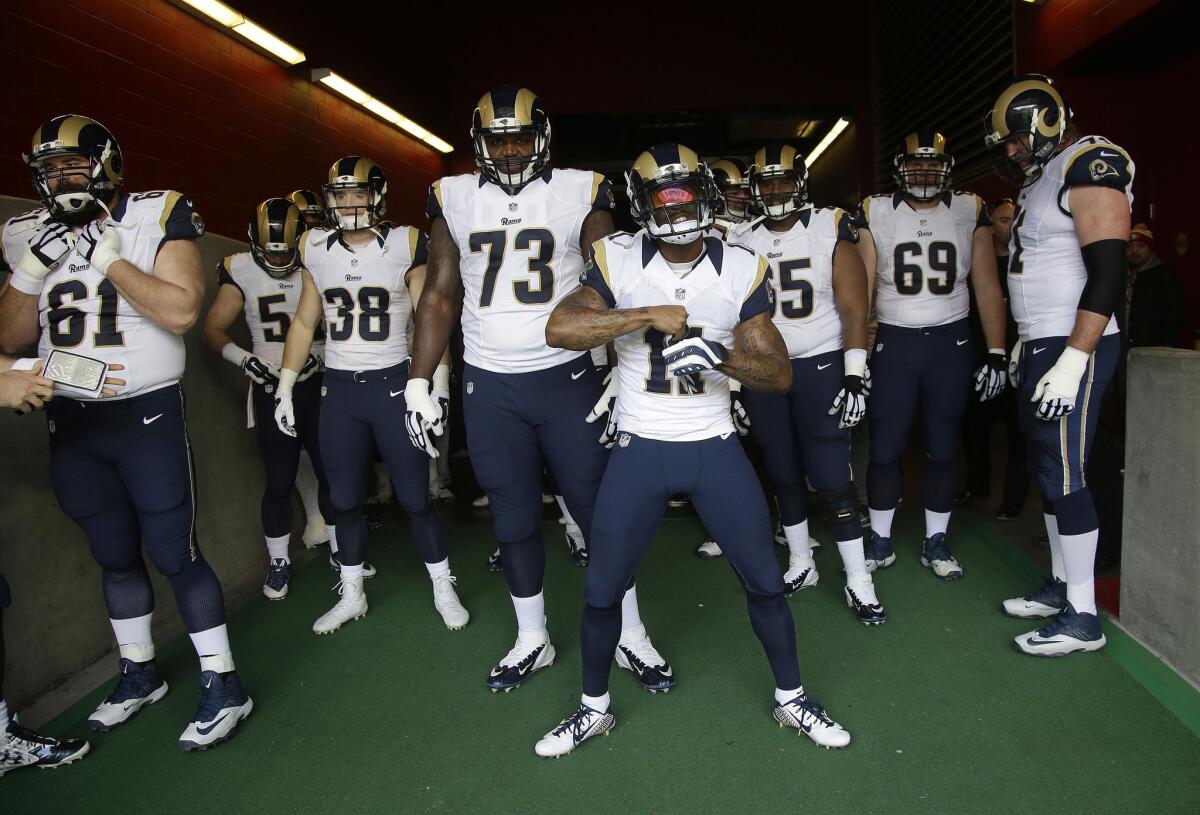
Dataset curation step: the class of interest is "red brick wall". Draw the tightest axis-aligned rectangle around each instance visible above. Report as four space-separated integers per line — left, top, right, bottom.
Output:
0 0 447 238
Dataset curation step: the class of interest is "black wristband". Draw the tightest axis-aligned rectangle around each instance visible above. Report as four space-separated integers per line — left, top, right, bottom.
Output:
1078 238 1127 317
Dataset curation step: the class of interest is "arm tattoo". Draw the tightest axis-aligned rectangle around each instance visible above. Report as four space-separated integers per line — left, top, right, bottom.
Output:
546 286 655 351
719 313 791 394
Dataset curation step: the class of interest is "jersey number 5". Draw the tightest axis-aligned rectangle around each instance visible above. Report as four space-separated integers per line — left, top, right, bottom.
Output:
470 228 555 307
775 258 815 319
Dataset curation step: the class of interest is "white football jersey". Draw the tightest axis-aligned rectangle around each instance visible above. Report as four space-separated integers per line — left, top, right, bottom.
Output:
299 224 423 372
1 190 205 400
857 190 988 328
429 168 614 374
727 207 857 358
1008 135 1133 341
217 251 324 368
584 231 773 442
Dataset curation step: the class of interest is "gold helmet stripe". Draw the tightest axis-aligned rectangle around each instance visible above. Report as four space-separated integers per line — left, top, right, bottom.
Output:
632 151 661 181
933 132 947 153
513 88 537 125
282 203 300 246
476 92 496 127
53 115 88 152
158 191 183 233
256 201 272 241
676 144 701 171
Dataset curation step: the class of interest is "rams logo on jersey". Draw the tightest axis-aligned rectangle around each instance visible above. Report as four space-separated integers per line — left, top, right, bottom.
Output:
1089 159 1118 182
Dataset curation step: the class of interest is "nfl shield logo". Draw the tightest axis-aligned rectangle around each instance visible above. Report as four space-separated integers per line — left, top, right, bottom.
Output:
509 202 518 212
48 419 55 434
321 386 327 397
675 288 686 301
467 382 474 395
351 259 358 267
618 433 631 448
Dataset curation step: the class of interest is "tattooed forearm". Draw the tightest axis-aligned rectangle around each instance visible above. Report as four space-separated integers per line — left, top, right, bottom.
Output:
546 287 658 351
719 312 792 393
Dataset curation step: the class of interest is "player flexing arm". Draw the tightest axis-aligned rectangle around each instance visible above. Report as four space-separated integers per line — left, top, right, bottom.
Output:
547 270 791 394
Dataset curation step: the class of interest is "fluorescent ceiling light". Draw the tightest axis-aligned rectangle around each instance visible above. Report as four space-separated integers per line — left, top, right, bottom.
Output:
313 70 454 154
179 1 306 65
806 118 850 168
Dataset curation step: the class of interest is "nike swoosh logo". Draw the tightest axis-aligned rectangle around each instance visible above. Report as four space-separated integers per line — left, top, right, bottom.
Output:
194 711 231 736
1031 347 1046 355
956 339 968 346
390 389 403 397
660 665 673 677
1099 151 1119 158
1026 637 1059 646
570 369 587 380
143 414 163 425
817 363 832 370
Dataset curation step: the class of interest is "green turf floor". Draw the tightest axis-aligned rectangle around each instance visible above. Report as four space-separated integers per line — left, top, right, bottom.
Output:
5 508 1200 814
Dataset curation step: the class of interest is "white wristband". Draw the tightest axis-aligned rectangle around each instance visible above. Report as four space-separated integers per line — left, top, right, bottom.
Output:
277 367 298 395
1057 346 1090 378
987 347 1006 356
221 343 251 368
432 363 450 393
10 357 40 372
8 269 46 296
843 348 867 378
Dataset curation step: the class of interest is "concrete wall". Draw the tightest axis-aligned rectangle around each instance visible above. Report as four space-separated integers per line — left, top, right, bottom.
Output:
0 194 289 710
1120 347 1200 687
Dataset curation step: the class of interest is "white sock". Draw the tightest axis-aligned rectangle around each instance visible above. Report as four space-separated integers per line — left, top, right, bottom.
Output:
266 534 290 562
924 509 951 538
425 558 450 580
189 624 231 660
554 495 577 528
581 691 611 713
511 592 547 638
837 538 870 587
295 452 321 519
869 507 896 538
1060 529 1098 615
327 525 338 554
775 685 804 705
111 613 155 662
0 699 10 732
1045 513 1064 581
340 563 365 580
784 521 814 564
619 584 642 634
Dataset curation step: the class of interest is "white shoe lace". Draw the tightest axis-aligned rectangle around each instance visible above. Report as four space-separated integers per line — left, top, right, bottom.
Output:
499 636 545 668
331 577 364 608
621 635 665 669
432 574 461 603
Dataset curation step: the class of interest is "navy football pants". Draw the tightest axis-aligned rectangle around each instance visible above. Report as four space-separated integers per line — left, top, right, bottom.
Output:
252 375 333 538
582 433 801 695
320 362 446 569
463 356 609 598
46 385 225 633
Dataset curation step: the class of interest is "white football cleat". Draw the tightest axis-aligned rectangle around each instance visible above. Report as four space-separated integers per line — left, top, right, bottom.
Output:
1014 603 1107 657
565 524 588 566
472 494 490 509
301 516 328 548
783 556 819 596
312 576 367 635
920 534 963 581
0 719 90 775
535 704 616 758
487 637 555 692
615 628 675 693
696 539 723 559
432 574 469 630
430 482 455 502
261 558 290 600
87 658 169 732
1002 577 1068 619
177 671 253 752
327 554 376 578
773 691 851 748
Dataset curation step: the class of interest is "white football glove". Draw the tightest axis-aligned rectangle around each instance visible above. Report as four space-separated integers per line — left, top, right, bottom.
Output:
11 221 77 295
729 379 751 436
1008 339 1022 388
586 367 619 448
431 363 451 425
76 219 122 275
296 353 323 382
273 369 298 437
662 336 730 376
404 376 444 458
974 350 1007 402
1031 346 1089 421
828 348 869 429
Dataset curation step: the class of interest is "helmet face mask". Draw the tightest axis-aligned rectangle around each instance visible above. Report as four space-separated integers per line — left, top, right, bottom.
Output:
709 158 753 223
472 86 551 194
626 145 717 246
892 131 954 201
249 198 303 279
287 189 325 231
25 114 124 223
750 144 809 221
322 157 387 232
983 74 1070 187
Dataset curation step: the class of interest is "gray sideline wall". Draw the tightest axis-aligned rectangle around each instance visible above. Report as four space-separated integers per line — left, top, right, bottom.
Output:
0 193 294 710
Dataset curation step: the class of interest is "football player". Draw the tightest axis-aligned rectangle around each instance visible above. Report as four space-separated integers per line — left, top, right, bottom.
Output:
984 75 1131 656
404 86 670 693
273 157 467 635
0 360 91 774
723 143 883 624
0 115 252 750
534 144 851 757
709 157 754 231
854 132 1007 581
287 189 326 232
202 198 344 600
